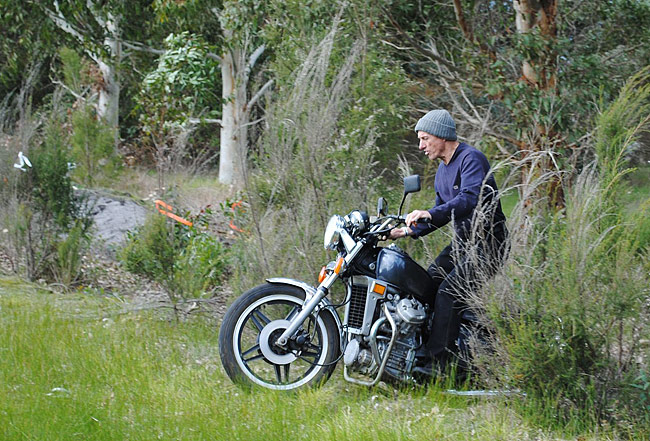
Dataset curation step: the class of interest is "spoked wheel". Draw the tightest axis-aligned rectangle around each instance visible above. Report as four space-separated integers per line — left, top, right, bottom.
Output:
219 283 340 390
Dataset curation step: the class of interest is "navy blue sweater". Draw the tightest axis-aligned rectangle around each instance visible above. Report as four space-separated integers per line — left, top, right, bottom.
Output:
410 143 506 242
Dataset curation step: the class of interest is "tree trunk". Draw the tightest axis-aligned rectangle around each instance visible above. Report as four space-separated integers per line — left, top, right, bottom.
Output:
46 3 121 151
219 48 249 187
513 0 563 208
96 58 120 149
98 12 121 151
513 0 558 89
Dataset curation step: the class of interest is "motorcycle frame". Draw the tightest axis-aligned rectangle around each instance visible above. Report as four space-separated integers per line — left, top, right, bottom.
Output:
343 302 397 386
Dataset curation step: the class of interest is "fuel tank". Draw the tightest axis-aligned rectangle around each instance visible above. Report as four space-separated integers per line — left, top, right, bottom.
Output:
375 246 435 301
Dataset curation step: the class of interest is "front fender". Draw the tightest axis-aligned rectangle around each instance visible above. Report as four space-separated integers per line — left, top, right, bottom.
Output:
266 277 342 331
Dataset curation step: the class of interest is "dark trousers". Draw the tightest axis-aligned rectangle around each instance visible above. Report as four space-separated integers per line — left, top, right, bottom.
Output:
423 234 508 362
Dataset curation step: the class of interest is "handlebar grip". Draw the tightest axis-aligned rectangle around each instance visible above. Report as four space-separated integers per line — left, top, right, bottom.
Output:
411 218 434 229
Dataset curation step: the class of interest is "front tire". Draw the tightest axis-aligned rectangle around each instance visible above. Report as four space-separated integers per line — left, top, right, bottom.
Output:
219 283 340 390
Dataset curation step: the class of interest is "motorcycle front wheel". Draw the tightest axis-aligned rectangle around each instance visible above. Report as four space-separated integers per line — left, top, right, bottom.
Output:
219 283 340 390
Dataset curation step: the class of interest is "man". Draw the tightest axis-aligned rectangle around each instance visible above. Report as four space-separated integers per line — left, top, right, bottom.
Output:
389 109 508 376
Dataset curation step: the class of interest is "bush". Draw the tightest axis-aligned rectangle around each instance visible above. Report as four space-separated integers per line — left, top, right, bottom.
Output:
120 214 180 281
0 100 92 284
52 220 90 287
475 166 650 429
119 208 229 302
69 104 120 187
473 69 650 429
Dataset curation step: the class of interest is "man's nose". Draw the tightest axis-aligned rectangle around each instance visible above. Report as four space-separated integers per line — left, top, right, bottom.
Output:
418 141 425 150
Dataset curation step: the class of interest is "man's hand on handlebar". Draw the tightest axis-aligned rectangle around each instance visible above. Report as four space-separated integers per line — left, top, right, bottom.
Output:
405 209 432 228
387 227 405 240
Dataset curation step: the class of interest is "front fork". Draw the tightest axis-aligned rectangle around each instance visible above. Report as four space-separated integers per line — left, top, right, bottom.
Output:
275 242 364 348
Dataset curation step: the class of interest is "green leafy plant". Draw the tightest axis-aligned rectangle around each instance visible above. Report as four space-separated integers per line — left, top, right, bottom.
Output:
137 32 220 187
69 104 120 187
1 106 92 284
51 220 90 287
632 371 650 414
119 207 229 304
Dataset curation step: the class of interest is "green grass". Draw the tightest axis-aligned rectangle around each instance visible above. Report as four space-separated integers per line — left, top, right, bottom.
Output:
0 277 644 440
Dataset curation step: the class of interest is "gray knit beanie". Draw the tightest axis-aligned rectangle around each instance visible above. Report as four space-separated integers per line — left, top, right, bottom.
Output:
414 109 457 141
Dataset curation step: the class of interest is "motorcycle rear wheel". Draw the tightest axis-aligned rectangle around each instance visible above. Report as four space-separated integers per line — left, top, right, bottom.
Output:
219 283 340 390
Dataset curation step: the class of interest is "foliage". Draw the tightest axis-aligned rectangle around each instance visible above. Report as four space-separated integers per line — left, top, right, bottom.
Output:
70 104 121 186
594 66 650 200
0 98 92 284
139 32 220 128
477 168 649 428
632 371 650 415
120 214 180 282
120 208 229 301
231 21 407 290
137 31 221 186
0 2 56 110
52 220 90 287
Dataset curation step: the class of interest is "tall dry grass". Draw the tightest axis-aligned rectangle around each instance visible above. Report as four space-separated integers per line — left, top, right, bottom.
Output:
232 20 379 291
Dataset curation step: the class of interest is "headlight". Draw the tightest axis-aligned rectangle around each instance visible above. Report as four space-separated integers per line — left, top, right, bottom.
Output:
347 210 369 232
324 215 345 250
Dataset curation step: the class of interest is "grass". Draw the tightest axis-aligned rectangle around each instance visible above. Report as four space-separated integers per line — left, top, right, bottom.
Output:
1 277 646 440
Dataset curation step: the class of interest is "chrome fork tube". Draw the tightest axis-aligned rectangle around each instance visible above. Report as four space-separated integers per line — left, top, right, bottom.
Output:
275 242 364 347
275 285 328 347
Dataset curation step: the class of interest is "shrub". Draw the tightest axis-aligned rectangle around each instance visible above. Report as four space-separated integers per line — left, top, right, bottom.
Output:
472 68 650 429
0 100 92 284
52 220 90 287
69 104 120 187
120 214 181 281
119 208 229 303
474 165 650 429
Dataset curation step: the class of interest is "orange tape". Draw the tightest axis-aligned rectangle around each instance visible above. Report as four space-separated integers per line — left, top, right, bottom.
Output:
229 200 246 233
154 199 193 227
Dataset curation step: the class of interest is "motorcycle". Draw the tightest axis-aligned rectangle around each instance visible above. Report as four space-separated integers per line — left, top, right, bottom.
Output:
219 175 478 390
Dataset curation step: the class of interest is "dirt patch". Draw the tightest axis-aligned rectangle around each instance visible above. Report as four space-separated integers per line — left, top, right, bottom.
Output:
82 189 149 252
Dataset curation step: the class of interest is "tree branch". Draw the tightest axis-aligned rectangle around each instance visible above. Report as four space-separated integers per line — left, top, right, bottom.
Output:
452 0 475 43
44 1 104 65
206 52 224 64
187 118 222 126
247 44 265 76
44 1 85 44
86 0 106 29
485 129 527 151
122 40 166 56
380 5 466 76
51 78 96 103
246 79 273 111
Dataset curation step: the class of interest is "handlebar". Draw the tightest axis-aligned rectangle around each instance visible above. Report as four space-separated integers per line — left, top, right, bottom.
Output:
365 215 433 237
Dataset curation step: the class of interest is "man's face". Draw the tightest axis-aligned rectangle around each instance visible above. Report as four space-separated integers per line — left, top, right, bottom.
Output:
417 131 446 161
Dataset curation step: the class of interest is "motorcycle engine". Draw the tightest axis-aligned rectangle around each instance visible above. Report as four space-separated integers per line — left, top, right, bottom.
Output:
344 296 427 382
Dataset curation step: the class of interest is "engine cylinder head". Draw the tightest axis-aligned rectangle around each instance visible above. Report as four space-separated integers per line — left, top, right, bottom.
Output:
395 298 426 324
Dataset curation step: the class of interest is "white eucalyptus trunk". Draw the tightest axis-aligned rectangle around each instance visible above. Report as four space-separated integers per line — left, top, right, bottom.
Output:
46 2 122 150
219 47 250 187
98 12 121 150
513 0 540 85
513 0 557 89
